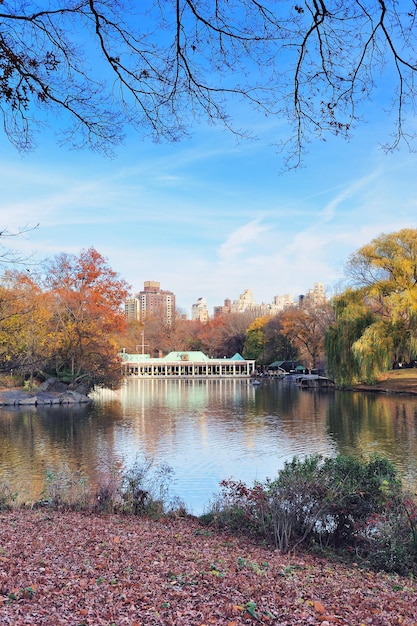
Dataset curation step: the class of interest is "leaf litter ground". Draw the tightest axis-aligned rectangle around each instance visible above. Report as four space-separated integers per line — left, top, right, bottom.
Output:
0 510 416 625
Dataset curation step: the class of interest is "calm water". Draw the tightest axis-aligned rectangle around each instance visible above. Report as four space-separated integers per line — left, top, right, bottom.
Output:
0 378 416 515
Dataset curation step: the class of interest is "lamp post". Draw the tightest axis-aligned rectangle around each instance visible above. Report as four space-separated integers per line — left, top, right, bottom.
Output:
136 331 149 354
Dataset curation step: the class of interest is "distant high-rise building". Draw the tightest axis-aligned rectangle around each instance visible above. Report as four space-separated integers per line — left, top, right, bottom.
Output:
125 281 176 325
231 289 256 313
273 293 295 311
304 282 326 305
125 297 141 321
191 297 209 322
214 283 326 318
213 298 231 316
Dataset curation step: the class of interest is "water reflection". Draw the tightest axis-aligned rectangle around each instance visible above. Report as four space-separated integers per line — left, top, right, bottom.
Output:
0 379 416 514
327 390 417 485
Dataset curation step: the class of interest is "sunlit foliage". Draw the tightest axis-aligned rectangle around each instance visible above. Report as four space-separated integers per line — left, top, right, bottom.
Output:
326 229 417 385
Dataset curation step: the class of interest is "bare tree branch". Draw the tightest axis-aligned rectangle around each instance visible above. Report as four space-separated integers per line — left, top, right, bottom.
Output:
0 1 416 165
0 225 39 265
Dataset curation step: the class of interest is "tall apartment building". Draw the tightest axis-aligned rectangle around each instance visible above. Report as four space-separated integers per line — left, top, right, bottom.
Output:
301 282 326 306
213 298 232 317
191 297 209 322
125 281 176 325
230 289 256 313
273 293 295 311
125 297 141 321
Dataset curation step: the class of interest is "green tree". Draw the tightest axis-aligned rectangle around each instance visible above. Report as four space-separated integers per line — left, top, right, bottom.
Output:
261 315 297 365
327 229 417 385
243 316 269 363
325 289 377 385
1 2 417 165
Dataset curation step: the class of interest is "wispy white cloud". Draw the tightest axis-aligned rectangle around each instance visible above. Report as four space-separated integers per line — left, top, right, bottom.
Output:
218 219 271 263
319 171 381 223
1 109 417 316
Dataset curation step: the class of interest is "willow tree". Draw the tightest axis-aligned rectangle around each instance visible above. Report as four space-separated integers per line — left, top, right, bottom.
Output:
2 2 417 166
325 289 379 385
326 229 417 385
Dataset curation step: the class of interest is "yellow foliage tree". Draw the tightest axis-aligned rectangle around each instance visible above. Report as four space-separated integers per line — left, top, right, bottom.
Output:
327 229 417 384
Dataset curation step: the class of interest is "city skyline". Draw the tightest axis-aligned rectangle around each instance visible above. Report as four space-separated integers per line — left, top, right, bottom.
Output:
126 281 325 319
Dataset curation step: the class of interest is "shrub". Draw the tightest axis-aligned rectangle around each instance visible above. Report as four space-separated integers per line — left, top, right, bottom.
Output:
120 455 175 517
94 461 124 512
207 478 268 536
313 454 401 549
208 455 348 551
356 493 417 575
39 454 176 518
0 483 18 510
206 453 416 573
41 469 91 511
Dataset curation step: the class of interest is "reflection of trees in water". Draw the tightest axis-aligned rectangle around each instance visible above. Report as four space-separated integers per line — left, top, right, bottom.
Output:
327 391 417 484
1 384 417 506
0 402 125 502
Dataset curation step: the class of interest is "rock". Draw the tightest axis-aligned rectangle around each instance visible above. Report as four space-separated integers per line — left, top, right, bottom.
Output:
37 378 70 393
20 395 38 405
59 390 91 404
0 389 92 407
70 383 90 396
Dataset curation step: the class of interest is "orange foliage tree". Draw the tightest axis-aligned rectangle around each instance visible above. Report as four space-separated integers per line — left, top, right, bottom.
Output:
280 301 334 370
43 247 130 389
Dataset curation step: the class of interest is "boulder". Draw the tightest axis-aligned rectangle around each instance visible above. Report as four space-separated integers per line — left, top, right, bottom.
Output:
0 388 92 407
37 378 70 393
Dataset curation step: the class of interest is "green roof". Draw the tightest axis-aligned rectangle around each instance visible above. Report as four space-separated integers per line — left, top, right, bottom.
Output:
163 351 209 362
120 353 151 362
120 351 254 364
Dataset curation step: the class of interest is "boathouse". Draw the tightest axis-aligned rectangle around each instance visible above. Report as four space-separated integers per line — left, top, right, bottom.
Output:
120 351 256 378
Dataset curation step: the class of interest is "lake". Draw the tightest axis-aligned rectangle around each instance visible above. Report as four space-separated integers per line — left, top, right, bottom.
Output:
0 378 416 515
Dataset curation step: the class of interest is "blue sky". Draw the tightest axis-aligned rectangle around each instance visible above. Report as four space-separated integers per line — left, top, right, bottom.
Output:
1 83 416 317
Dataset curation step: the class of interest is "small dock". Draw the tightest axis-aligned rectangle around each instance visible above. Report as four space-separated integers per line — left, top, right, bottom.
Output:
295 374 335 389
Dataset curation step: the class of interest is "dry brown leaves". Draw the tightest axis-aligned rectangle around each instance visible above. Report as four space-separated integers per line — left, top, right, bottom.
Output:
0 510 416 625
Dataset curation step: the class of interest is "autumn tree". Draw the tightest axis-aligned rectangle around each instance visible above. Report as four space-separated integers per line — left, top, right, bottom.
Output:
44 247 130 389
119 319 146 355
262 315 298 365
135 308 188 356
0 272 50 379
243 316 270 363
1 2 417 165
327 228 417 385
217 311 259 357
280 300 334 371
192 316 229 357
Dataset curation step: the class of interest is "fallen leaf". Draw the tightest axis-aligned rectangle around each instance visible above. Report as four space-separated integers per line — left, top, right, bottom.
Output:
314 600 326 614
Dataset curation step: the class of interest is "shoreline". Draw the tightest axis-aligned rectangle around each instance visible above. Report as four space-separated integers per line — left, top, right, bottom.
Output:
347 369 417 396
